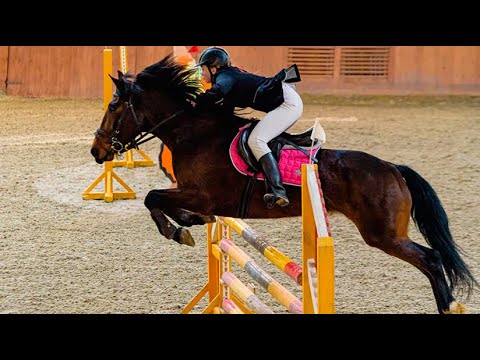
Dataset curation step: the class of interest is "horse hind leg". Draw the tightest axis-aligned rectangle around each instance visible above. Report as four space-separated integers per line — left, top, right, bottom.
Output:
351 182 458 313
357 219 461 314
411 242 468 314
345 161 467 313
398 241 467 314
387 239 460 314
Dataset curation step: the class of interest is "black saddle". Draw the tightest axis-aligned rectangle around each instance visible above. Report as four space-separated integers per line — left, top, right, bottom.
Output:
238 121 319 174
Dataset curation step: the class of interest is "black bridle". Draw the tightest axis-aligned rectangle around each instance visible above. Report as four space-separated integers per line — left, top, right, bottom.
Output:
94 100 184 157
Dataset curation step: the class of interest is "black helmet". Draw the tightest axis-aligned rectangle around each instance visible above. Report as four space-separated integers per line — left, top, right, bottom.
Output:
197 47 231 68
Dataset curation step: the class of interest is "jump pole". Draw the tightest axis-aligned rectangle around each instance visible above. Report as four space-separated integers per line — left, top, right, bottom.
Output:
182 163 335 314
219 216 303 285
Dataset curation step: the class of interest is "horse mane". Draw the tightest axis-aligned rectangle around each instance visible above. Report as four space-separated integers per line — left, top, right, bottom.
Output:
123 53 257 128
135 53 204 102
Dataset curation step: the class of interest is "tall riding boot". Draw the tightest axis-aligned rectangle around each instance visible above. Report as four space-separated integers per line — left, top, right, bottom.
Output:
259 152 289 208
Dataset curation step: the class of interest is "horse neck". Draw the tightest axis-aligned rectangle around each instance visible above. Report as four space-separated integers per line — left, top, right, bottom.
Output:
152 111 249 152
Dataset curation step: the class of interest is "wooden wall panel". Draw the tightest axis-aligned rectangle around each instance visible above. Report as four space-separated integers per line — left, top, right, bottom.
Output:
132 46 173 74
3 46 480 97
5 46 174 97
418 46 437 87
195 46 286 76
0 46 8 92
392 46 480 93
451 46 480 86
435 47 453 87
7 46 104 97
225 46 286 76
391 46 418 85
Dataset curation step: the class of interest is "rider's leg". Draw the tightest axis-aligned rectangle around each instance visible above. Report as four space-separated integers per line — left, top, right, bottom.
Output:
248 83 303 207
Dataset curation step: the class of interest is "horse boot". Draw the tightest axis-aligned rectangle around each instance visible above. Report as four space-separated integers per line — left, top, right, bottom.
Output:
259 152 290 208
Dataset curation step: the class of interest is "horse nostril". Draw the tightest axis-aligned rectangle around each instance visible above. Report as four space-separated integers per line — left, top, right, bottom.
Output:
91 148 98 157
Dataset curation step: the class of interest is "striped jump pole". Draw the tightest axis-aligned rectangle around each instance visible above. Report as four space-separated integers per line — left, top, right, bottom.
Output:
219 216 303 285
221 272 274 314
181 163 335 314
222 299 244 314
220 238 303 314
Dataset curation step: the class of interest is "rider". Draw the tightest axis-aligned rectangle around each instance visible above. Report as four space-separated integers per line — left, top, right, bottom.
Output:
190 46 304 208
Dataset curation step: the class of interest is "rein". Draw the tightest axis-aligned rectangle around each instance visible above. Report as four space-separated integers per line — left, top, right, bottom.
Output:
95 101 184 157
124 109 184 153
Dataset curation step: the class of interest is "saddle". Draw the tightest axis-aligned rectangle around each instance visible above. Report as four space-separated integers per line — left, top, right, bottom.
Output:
238 121 318 174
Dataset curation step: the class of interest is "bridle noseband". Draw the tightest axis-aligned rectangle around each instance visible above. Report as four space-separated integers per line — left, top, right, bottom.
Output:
94 100 183 158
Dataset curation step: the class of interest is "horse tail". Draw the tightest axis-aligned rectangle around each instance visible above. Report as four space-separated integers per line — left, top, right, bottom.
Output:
396 164 478 297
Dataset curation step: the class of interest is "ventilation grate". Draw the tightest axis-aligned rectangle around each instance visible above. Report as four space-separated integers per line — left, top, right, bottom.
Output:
340 47 390 77
287 47 335 77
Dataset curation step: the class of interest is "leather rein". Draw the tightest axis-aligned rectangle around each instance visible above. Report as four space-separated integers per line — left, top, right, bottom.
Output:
94 100 184 158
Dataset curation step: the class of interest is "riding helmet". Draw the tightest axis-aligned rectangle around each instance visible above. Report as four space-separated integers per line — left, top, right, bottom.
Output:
197 47 231 68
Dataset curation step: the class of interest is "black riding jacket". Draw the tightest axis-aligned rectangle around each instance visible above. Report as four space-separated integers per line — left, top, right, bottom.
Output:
195 66 285 113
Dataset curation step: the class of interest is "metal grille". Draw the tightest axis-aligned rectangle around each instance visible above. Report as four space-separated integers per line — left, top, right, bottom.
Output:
287 47 335 77
340 47 390 77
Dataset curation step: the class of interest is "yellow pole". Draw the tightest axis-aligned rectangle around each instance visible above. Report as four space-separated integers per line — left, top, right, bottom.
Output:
103 56 114 202
113 46 154 168
303 163 335 314
120 46 134 169
104 161 114 202
207 222 220 302
317 236 335 314
103 49 112 113
82 48 136 202
302 164 316 313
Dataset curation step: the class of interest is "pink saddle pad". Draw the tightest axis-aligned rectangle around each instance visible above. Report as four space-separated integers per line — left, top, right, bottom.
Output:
229 129 321 187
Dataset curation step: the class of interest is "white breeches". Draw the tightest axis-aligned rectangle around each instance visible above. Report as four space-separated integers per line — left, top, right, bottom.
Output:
248 82 303 160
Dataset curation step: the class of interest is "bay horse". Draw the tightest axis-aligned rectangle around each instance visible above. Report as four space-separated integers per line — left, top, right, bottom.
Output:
90 54 477 314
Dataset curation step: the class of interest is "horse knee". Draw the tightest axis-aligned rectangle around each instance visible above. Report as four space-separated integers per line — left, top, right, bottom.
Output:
144 190 161 210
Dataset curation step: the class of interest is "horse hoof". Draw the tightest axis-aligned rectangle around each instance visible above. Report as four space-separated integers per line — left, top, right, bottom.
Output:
202 215 217 223
444 301 468 314
173 227 196 247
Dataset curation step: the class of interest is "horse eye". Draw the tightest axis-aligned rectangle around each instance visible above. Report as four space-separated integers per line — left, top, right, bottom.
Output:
108 104 117 111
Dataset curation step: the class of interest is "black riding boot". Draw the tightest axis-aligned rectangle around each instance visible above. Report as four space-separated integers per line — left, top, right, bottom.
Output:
259 152 289 208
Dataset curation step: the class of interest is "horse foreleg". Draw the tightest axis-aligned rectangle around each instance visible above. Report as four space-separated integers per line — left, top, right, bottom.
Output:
147 188 215 226
149 207 194 244
168 208 216 227
144 188 210 247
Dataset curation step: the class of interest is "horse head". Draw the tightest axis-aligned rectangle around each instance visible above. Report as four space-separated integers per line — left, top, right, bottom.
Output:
90 70 145 163
90 54 204 164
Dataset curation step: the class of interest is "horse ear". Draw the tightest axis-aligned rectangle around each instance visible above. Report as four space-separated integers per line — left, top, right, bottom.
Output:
117 70 124 79
109 74 123 89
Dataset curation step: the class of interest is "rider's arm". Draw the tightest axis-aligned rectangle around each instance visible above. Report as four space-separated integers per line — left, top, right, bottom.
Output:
194 73 236 111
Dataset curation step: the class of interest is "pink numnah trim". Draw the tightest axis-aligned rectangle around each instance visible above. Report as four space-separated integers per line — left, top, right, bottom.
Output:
229 129 321 187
